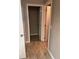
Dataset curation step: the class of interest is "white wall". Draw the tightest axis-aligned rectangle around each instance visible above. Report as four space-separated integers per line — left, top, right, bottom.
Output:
19 2 26 58
49 0 60 59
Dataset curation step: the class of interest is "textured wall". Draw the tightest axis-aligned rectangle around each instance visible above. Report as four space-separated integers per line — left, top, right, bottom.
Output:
49 0 60 59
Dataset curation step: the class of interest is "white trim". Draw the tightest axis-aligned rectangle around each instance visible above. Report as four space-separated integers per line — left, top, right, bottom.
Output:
26 4 44 42
30 33 38 36
27 4 43 7
48 6 52 49
48 49 55 59
26 4 30 43
41 6 44 41
20 58 26 59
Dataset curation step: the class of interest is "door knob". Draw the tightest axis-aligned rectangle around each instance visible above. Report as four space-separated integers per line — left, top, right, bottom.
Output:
20 34 23 37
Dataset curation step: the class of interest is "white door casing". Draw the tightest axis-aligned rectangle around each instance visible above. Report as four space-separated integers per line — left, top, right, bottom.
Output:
26 4 45 42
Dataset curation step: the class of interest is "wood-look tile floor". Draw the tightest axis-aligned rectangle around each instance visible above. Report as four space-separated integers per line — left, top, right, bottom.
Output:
26 41 52 59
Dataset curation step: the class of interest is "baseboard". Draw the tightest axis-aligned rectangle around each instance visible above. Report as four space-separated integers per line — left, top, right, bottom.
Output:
48 49 55 59
30 33 38 36
19 58 26 59
25 41 30 43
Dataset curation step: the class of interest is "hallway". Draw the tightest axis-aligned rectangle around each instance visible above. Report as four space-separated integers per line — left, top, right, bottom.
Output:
20 0 60 59
26 41 51 59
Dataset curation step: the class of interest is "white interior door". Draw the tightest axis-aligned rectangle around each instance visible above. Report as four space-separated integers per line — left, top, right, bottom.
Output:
19 2 26 58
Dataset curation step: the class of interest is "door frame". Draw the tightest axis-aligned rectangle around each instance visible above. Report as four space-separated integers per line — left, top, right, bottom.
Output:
45 2 52 49
47 6 51 49
26 4 44 43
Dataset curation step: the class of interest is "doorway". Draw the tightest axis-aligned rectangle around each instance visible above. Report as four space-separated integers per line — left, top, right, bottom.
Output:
27 4 44 42
28 6 40 41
